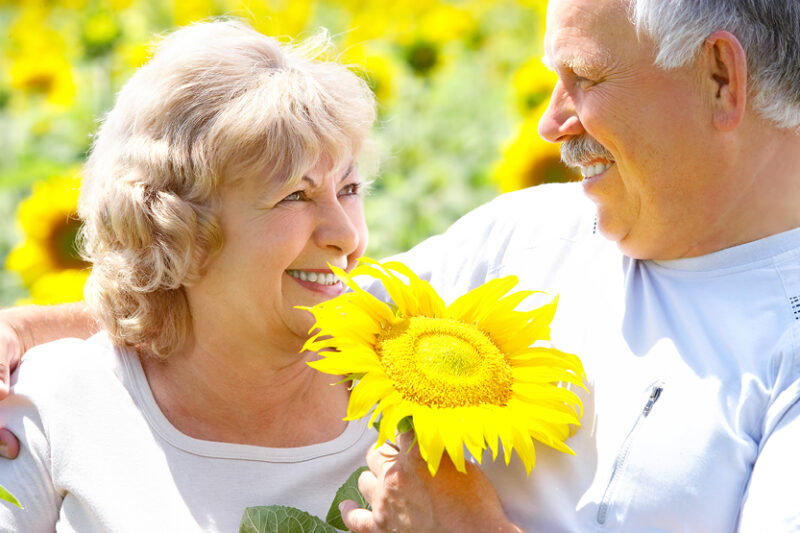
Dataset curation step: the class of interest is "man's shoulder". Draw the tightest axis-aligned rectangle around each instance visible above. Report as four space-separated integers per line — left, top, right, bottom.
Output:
469 182 597 245
472 183 594 229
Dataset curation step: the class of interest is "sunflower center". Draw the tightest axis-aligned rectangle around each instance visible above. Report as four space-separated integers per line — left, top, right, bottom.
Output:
376 316 513 408
47 216 89 270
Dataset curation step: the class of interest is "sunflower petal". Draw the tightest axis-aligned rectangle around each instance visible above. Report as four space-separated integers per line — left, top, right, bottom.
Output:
445 276 519 323
346 374 395 420
438 410 468 473
413 407 446 476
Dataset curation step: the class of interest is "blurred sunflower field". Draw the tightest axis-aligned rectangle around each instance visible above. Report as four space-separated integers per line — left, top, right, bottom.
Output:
0 0 577 306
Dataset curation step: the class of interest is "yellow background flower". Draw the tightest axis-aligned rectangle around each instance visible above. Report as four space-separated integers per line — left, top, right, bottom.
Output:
6 5 77 109
493 103 580 193
5 171 89 304
305 259 585 476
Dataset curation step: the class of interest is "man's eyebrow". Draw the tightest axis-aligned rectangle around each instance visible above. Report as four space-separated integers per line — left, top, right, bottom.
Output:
543 50 610 73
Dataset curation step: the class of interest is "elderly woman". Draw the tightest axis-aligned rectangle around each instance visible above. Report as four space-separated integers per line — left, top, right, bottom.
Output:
0 19 378 531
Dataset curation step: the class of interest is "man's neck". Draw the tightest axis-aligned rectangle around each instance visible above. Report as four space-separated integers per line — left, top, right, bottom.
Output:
672 119 800 259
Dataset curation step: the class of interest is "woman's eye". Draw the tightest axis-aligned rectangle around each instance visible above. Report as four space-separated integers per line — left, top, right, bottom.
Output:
282 190 306 202
338 183 361 197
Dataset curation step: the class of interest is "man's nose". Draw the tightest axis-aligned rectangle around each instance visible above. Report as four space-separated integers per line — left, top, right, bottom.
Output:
538 80 585 143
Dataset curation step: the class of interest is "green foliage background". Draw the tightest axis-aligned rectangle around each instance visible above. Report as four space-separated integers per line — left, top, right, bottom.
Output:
0 0 558 305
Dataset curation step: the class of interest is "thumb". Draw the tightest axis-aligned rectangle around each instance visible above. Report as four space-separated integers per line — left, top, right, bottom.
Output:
396 428 417 453
0 428 20 460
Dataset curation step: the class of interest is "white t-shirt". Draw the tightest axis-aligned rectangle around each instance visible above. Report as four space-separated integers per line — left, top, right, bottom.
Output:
388 183 800 532
0 333 375 532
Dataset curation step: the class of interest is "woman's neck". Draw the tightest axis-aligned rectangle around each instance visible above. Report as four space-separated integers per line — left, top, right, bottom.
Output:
139 334 349 447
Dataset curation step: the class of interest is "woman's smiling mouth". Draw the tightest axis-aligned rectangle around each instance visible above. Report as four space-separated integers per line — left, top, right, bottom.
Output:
286 269 340 286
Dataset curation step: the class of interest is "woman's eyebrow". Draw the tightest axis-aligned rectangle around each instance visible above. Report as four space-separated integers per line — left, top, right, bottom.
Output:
338 162 356 182
301 161 356 187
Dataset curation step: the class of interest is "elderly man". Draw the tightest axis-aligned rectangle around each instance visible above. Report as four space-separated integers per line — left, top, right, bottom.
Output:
338 0 800 531
0 0 798 531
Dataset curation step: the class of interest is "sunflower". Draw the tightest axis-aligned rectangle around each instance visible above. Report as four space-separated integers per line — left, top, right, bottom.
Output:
512 57 558 114
6 171 90 304
341 43 399 106
304 258 585 476
6 4 76 108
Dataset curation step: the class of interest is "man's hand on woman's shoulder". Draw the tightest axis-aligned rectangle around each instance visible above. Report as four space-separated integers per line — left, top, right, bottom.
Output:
0 301 97 459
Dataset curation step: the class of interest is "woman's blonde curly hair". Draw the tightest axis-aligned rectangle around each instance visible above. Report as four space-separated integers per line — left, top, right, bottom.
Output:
79 19 376 359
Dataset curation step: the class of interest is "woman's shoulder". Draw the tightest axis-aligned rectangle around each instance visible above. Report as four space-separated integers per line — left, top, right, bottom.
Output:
11 332 127 403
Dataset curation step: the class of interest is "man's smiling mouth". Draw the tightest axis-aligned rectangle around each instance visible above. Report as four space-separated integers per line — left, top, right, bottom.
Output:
579 161 614 179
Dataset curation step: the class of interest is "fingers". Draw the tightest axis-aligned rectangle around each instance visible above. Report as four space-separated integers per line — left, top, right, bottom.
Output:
357 467 377 504
395 429 416 452
340 499 379 533
362 441 399 509
0 362 9 401
368 440 398 464
0 428 20 459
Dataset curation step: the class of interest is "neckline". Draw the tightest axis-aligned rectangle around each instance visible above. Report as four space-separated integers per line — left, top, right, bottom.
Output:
650 226 800 273
119 344 369 462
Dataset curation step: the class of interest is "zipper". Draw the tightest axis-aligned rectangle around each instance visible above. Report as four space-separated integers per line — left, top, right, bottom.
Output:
596 383 664 525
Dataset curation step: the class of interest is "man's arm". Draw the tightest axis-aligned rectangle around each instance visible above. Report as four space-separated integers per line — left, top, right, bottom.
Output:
340 431 526 533
0 302 96 399
736 395 800 531
0 302 96 459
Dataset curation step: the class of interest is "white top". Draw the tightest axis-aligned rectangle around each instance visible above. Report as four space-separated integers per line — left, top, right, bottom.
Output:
387 183 800 532
0 333 375 532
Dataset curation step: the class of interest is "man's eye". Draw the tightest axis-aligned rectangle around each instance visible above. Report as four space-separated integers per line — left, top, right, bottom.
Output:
338 183 361 196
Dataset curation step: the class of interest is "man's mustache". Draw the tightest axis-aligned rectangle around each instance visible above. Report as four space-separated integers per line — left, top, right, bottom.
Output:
561 136 614 167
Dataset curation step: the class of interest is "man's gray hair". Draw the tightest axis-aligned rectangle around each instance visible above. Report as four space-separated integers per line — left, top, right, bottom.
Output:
630 0 800 129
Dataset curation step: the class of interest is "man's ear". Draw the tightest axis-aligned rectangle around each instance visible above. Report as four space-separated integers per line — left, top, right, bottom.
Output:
702 30 747 131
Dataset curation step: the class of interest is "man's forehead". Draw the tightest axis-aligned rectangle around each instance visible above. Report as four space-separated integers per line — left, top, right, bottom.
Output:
543 0 633 69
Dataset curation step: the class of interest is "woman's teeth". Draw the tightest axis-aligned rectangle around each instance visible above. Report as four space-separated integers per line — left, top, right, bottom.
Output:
580 161 614 178
286 270 339 285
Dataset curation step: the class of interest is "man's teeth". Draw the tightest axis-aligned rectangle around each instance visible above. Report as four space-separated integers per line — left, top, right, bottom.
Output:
287 270 339 285
580 162 614 178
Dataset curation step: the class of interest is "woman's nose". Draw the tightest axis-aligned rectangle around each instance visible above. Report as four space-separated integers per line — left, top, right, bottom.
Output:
314 201 362 256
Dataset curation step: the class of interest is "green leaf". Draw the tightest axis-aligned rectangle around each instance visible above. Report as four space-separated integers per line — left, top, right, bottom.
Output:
0 484 21 508
239 506 338 533
325 466 369 531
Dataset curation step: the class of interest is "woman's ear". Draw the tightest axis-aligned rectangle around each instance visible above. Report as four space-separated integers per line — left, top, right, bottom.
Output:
701 30 748 131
